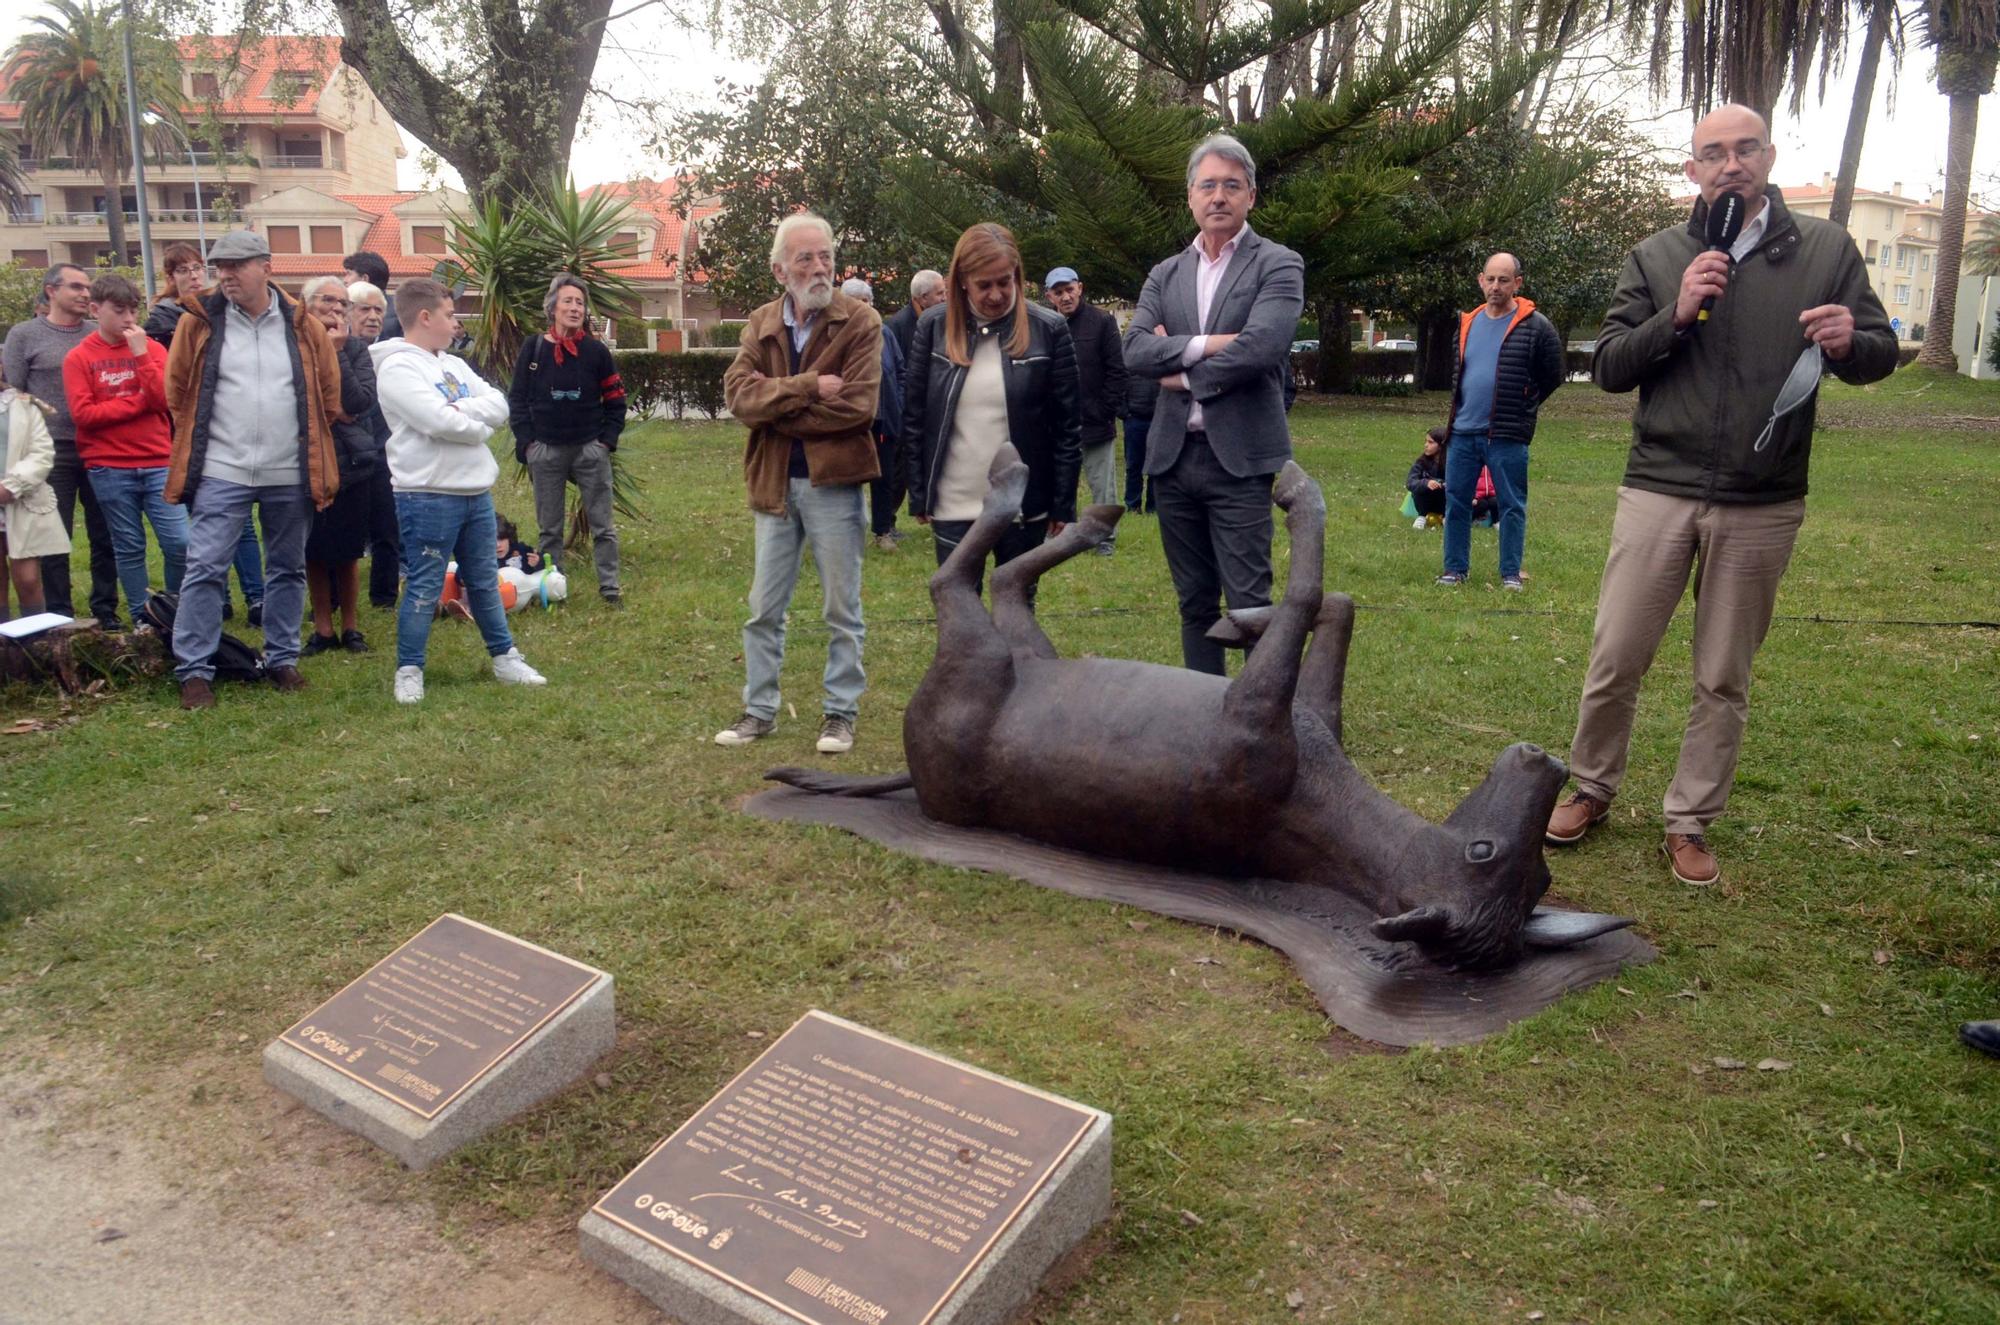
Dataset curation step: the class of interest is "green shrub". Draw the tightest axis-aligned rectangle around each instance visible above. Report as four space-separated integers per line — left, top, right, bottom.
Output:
614 349 730 419
705 321 746 348
613 316 648 348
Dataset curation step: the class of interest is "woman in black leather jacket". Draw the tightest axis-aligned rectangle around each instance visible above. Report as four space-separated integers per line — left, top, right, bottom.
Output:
902 223 1081 593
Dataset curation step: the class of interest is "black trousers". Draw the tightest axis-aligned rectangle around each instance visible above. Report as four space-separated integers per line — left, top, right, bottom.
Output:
928 516 1048 606
1123 415 1154 512
1412 485 1448 517
41 441 121 625
1153 432 1275 676
868 428 904 536
365 457 401 605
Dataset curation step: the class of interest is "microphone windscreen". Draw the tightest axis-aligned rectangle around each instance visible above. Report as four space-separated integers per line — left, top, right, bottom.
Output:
1706 192 1745 250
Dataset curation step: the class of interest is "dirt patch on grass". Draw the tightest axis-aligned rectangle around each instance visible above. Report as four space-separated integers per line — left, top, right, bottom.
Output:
1 1045 655 1324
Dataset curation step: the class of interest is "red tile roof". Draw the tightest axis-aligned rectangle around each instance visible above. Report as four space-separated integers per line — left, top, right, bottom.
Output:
0 35 340 121
257 184 712 284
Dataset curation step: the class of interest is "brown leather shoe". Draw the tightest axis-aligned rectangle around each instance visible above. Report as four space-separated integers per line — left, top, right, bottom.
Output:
268 665 308 693
1664 832 1720 886
179 678 216 710
1545 791 1609 845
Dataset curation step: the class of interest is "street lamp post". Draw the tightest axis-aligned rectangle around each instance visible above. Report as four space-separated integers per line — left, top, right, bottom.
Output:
142 111 206 263
118 0 156 300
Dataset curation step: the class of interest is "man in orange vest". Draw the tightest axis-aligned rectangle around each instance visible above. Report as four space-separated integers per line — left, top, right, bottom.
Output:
1434 252 1564 591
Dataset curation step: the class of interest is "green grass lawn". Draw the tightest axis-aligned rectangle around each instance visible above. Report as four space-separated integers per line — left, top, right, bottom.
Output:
3 367 1997 1322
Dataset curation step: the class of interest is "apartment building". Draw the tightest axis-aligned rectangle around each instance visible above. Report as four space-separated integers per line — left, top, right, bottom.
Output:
1782 177 1943 339
0 35 402 270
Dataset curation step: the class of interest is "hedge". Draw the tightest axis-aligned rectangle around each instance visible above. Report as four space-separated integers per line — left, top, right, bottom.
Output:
705 321 747 348
614 349 731 419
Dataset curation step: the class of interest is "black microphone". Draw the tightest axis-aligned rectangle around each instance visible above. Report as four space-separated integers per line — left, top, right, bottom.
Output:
1697 191 1746 324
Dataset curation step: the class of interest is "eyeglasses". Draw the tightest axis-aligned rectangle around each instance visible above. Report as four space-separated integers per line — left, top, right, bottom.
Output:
1192 179 1249 197
315 296 350 308
1693 142 1768 167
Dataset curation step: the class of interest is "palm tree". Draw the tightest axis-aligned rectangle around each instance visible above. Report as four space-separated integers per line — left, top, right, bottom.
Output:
1829 0 1903 228
4 0 183 263
1610 0 1853 122
1968 215 2000 276
1917 0 2000 371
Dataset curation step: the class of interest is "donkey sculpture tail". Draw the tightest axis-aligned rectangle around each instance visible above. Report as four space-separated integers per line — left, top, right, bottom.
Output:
765 768 915 797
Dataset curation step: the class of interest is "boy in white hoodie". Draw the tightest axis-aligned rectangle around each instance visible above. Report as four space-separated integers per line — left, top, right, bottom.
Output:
372 277 546 703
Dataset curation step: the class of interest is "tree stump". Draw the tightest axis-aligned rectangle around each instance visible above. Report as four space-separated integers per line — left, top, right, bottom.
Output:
0 622 172 693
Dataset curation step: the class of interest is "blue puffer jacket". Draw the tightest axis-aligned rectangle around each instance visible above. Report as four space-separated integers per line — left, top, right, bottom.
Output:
1445 297 1565 444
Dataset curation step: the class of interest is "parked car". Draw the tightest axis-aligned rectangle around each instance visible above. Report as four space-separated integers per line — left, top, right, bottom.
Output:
1291 339 1320 354
1375 338 1416 351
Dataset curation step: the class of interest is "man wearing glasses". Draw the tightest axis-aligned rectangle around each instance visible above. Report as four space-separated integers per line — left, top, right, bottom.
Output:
1123 134 1305 675
1545 104 1896 887
4 264 121 628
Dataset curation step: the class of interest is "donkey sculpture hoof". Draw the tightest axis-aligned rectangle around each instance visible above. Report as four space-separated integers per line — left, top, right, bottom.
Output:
1271 461 1323 517
981 451 1031 517
1205 605 1278 647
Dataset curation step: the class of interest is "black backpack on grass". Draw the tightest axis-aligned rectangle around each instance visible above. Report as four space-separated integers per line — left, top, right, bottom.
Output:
139 592 266 684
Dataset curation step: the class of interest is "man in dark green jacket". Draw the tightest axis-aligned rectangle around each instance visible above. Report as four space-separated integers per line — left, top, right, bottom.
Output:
1546 103 1896 888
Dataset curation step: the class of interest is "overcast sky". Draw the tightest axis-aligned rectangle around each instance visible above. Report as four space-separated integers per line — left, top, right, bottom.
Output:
0 0 1991 207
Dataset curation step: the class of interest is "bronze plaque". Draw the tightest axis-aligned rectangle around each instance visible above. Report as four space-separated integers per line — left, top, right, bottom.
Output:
280 913 603 1119
592 1010 1098 1325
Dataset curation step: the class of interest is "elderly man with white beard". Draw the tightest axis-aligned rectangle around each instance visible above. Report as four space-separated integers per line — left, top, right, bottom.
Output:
715 212 883 754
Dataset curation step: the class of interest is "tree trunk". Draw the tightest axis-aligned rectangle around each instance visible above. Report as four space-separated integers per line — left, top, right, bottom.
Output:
332 0 616 207
1828 2 1890 229
99 152 128 264
1920 89 1981 372
1416 309 1457 390
1316 301 1355 393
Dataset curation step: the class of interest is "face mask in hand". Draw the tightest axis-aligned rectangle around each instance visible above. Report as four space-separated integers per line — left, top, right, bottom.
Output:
1753 344 1824 453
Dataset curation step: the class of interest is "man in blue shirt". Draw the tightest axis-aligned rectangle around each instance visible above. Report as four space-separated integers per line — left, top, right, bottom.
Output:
1435 252 1564 590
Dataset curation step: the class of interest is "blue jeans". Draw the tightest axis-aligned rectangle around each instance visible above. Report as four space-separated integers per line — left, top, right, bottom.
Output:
173 478 310 681
85 465 188 616
394 491 514 669
232 517 264 606
1443 432 1529 580
743 479 866 721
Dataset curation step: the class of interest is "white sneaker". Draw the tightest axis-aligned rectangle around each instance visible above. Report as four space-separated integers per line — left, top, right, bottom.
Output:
491 648 547 686
394 666 425 704
1413 516 1427 529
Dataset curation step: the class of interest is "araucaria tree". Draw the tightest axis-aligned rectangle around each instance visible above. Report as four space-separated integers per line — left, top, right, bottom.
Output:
880 0 1593 386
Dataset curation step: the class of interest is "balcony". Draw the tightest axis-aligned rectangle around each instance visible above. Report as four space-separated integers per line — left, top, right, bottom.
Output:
47 211 140 227
267 154 341 170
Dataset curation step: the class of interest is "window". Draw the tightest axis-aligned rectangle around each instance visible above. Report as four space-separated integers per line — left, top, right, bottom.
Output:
191 72 219 99
1864 239 1877 260
411 225 447 255
12 249 49 267
1893 284 1910 305
610 230 642 258
12 195 43 221
309 225 343 253
1921 253 1931 272
267 225 301 254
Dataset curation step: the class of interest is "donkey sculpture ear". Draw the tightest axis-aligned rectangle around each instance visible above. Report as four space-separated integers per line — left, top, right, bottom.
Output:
1372 905 1453 944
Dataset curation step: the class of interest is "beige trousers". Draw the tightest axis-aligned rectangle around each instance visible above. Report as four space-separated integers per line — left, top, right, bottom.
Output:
1567 486 1805 835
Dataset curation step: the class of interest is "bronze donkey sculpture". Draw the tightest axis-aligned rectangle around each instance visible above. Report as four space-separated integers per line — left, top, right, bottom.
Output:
770 447 1628 971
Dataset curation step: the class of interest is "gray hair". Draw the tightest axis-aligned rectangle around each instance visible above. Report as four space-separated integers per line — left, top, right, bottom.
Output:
346 280 385 308
910 269 944 299
41 262 83 292
543 273 589 321
1185 133 1257 191
769 212 834 267
839 277 873 304
301 275 347 302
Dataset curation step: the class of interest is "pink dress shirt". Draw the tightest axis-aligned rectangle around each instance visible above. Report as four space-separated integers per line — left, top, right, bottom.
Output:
1177 223 1249 431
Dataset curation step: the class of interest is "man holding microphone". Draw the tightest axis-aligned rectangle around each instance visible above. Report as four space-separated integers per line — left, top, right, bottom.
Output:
1544 104 1896 887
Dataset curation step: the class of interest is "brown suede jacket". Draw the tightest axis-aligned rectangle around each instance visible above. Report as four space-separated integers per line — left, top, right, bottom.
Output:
163 284 344 511
725 289 882 515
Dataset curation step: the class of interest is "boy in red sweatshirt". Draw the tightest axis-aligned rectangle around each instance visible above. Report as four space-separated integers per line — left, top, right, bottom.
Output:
63 273 187 621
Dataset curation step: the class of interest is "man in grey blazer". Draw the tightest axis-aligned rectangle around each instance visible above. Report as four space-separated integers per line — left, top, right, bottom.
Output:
1123 134 1306 674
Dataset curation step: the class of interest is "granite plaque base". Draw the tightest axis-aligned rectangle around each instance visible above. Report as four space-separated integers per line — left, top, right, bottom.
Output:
263 916 614 1170
580 1011 1111 1325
